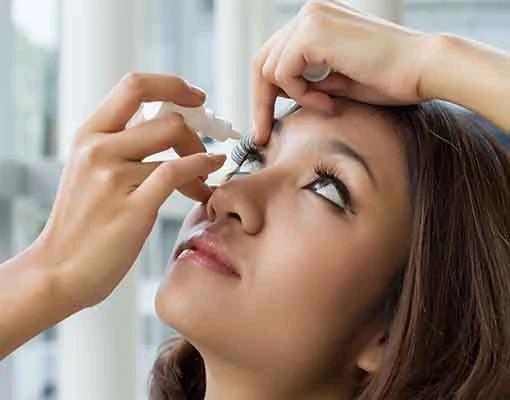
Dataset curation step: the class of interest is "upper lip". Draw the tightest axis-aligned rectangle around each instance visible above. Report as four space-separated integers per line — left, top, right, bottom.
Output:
175 230 241 277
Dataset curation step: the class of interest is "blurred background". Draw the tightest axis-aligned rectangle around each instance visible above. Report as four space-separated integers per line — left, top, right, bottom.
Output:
0 0 508 399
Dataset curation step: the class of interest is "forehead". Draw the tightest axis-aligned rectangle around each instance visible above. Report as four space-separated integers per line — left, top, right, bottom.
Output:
277 102 404 160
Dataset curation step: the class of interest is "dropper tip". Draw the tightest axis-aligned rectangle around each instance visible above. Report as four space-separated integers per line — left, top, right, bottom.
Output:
229 129 243 140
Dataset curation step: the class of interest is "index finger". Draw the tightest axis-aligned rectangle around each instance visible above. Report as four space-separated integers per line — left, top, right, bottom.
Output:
81 73 206 134
251 30 283 146
252 67 279 146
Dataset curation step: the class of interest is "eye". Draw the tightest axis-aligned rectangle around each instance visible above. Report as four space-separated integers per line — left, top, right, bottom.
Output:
236 154 263 174
304 164 354 214
225 151 264 180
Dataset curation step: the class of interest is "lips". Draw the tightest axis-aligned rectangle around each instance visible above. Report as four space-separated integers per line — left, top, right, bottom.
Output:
174 230 241 278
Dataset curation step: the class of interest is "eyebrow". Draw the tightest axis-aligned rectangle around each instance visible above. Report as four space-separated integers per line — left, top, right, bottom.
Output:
272 118 377 188
323 139 377 187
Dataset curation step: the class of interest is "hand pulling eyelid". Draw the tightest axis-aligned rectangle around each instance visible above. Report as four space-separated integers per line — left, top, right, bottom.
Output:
134 64 331 144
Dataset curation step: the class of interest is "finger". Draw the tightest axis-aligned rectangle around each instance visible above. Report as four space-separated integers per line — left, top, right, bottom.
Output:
123 161 162 192
252 80 279 147
81 73 206 134
262 27 293 87
329 82 406 105
308 72 353 93
125 161 212 202
177 179 214 203
276 45 335 112
134 153 226 209
295 90 337 113
272 36 308 99
105 113 205 161
125 106 146 129
252 30 286 146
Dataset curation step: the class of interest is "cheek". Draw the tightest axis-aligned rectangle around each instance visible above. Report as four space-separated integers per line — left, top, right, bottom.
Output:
254 206 399 340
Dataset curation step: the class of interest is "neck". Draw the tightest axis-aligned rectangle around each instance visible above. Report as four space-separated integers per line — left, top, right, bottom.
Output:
202 354 353 400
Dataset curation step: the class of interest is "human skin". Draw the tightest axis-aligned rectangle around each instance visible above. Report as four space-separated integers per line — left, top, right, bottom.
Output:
156 101 411 400
0 74 226 359
252 0 510 144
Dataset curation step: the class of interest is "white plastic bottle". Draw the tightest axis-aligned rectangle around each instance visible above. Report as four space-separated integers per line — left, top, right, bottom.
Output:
150 103 242 142
133 64 331 141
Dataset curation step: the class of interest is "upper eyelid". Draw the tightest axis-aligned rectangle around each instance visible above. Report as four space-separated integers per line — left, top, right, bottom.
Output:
225 148 264 180
311 170 354 210
240 148 265 164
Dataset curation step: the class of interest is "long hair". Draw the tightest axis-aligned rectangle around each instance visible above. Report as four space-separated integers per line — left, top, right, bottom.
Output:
149 101 510 400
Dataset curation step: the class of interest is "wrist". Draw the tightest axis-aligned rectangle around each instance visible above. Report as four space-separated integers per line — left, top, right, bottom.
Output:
416 33 510 130
415 32 453 101
0 244 79 357
26 239 84 316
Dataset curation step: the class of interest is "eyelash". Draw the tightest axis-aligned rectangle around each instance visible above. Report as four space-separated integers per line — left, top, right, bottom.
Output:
226 143 354 215
230 136 260 165
225 139 263 180
311 162 354 215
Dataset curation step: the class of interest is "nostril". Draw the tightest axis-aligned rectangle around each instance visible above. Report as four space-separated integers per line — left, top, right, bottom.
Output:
227 212 242 222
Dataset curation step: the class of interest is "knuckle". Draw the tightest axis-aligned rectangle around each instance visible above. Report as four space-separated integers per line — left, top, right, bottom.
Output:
300 2 325 30
121 72 146 98
163 113 188 141
71 129 88 148
301 0 326 17
251 55 265 76
165 111 186 128
273 66 286 83
76 136 108 167
162 162 179 183
165 113 193 145
261 61 274 81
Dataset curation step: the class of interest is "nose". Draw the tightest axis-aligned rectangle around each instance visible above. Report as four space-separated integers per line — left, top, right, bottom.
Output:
206 176 266 235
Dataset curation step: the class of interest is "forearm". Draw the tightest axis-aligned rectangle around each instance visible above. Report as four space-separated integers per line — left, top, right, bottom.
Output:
421 33 510 131
0 245 75 358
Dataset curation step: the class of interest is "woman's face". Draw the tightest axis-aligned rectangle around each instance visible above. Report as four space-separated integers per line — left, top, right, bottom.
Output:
156 102 411 386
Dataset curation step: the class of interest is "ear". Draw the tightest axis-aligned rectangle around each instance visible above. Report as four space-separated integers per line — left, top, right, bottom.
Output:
356 330 387 374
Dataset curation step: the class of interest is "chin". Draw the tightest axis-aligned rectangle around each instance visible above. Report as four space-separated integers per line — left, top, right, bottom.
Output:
155 260 205 336
154 257 241 352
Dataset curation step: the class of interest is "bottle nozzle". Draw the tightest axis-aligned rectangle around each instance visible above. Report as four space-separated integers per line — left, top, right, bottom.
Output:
302 64 331 82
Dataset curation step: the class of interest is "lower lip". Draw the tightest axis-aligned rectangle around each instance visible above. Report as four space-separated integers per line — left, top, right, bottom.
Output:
177 249 240 279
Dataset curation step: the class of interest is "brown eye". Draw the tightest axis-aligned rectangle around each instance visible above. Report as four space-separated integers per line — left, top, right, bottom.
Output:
305 165 354 214
306 178 348 212
225 152 263 180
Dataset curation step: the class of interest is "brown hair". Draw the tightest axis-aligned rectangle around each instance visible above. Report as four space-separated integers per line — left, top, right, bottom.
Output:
149 101 510 400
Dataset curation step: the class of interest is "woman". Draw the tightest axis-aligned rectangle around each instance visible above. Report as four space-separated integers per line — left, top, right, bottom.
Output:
0 0 509 397
149 100 510 399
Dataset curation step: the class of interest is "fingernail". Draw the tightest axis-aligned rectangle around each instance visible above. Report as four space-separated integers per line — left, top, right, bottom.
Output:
189 84 206 97
207 153 227 162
